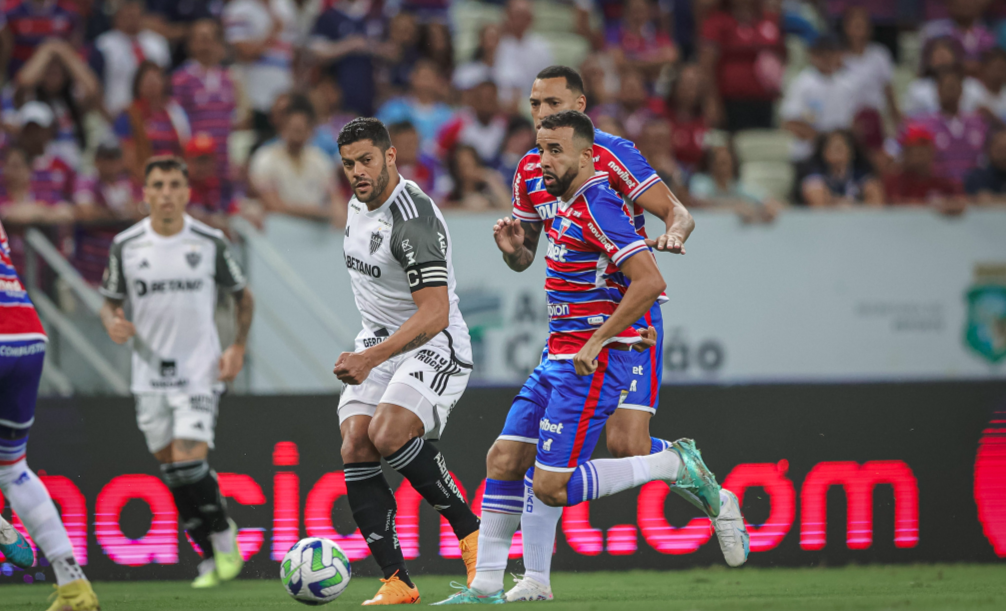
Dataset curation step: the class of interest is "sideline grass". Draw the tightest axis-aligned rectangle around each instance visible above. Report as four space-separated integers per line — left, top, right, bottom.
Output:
1 564 1004 610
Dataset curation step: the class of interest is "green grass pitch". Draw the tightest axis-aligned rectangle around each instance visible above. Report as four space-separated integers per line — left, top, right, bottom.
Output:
2 565 1005 610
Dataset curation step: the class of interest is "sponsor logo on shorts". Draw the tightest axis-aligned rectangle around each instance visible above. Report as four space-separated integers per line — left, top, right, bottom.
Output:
415 349 449 370
540 418 564 434
0 342 45 357
542 439 553 451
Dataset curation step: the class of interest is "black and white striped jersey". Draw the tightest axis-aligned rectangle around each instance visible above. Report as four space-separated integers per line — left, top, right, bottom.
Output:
342 177 471 361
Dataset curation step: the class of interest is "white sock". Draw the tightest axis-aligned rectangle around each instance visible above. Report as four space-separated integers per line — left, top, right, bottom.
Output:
209 526 234 554
520 476 561 587
470 510 521 595
0 460 82 585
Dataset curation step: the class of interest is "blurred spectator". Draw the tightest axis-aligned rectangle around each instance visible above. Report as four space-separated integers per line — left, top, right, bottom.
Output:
225 0 296 140
911 67 987 185
438 79 508 165
904 37 985 117
309 0 385 118
418 22 453 78
824 1 902 59
974 47 1006 123
0 145 72 224
445 145 509 210
249 95 345 227
781 36 858 162
453 24 500 92
700 0 785 132
634 117 686 191
606 0 679 82
73 140 140 222
920 0 995 76
580 52 619 114
841 6 900 126
688 136 779 222
379 11 420 98
397 0 450 24
390 120 443 200
664 63 710 172
311 74 356 157
4 39 100 168
145 0 218 65
185 133 232 231
494 115 534 180
377 59 454 154
495 0 554 109
883 125 964 211
172 20 239 190
91 0 171 117
800 130 883 207
114 61 191 183
610 69 660 141
0 0 83 80
965 128 1006 204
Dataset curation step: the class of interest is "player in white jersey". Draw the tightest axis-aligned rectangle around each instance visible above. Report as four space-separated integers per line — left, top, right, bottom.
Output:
99 156 255 588
333 118 480 605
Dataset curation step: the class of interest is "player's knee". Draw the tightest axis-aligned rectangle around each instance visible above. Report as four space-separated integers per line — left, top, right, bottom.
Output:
340 433 379 464
368 422 412 458
532 479 566 507
606 435 650 458
486 441 532 480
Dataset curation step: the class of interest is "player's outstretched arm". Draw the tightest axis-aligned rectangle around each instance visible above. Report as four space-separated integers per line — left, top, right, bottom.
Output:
219 288 255 382
493 217 543 272
99 298 136 345
635 182 695 254
333 285 450 385
572 253 666 376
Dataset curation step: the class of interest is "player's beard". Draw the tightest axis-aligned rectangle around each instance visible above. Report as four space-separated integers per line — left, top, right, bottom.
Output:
543 166 579 197
355 162 391 204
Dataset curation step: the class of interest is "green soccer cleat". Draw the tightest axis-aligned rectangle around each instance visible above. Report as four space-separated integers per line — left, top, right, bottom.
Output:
0 516 34 569
191 559 221 589
668 438 721 518
213 519 244 582
431 582 506 605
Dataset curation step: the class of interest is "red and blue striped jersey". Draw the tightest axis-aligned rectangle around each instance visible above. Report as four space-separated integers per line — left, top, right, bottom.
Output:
512 128 662 236
28 151 74 205
0 0 80 75
0 218 45 342
172 61 236 167
545 173 652 358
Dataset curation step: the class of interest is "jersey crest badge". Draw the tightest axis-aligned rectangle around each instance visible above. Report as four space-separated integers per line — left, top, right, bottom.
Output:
556 218 572 242
186 251 201 269
370 230 384 255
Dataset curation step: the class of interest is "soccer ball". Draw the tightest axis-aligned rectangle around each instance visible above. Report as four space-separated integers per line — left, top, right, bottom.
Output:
280 537 352 605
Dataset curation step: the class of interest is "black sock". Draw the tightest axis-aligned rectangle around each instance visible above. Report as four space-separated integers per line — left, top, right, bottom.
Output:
386 438 480 540
345 462 413 587
161 461 213 557
187 470 230 535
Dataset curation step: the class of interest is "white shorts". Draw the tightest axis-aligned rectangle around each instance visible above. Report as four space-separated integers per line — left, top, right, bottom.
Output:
337 342 471 441
135 393 218 453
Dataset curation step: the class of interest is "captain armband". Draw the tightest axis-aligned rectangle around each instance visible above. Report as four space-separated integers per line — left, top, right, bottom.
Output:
406 261 448 292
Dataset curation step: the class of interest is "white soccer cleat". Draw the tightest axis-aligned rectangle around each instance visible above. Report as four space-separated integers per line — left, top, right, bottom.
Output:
712 489 750 567
504 575 554 602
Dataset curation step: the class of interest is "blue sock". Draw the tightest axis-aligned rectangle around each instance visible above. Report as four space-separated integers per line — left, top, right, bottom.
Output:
650 438 672 454
482 478 524 514
565 463 599 506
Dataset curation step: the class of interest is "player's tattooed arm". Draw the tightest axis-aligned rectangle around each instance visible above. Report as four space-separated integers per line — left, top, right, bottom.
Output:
232 288 255 347
494 218 542 272
391 332 429 357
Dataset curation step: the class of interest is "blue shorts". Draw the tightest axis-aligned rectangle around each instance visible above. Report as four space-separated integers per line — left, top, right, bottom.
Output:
498 305 664 445
0 339 46 464
534 349 636 473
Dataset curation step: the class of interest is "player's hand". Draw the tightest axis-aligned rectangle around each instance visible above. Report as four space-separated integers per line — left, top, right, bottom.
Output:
632 326 657 352
646 232 686 254
218 345 246 382
573 339 603 376
105 307 136 344
333 351 375 385
493 217 525 255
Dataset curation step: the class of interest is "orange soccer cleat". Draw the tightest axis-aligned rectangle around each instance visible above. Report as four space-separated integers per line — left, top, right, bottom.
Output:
459 530 479 587
362 572 421 606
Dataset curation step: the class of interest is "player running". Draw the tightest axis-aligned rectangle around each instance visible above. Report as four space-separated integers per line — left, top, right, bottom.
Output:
0 219 99 610
99 156 255 588
435 111 723 605
470 66 748 603
333 118 481 605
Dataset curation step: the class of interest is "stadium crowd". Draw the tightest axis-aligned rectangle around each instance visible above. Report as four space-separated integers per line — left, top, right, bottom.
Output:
2 0 1006 278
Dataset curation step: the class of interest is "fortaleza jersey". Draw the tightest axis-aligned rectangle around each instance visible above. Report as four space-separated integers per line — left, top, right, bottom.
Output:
100 215 246 394
512 128 662 235
343 178 472 363
0 219 46 343
545 173 652 358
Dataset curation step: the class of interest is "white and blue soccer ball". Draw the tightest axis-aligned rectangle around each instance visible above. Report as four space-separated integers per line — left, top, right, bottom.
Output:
280 537 352 605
